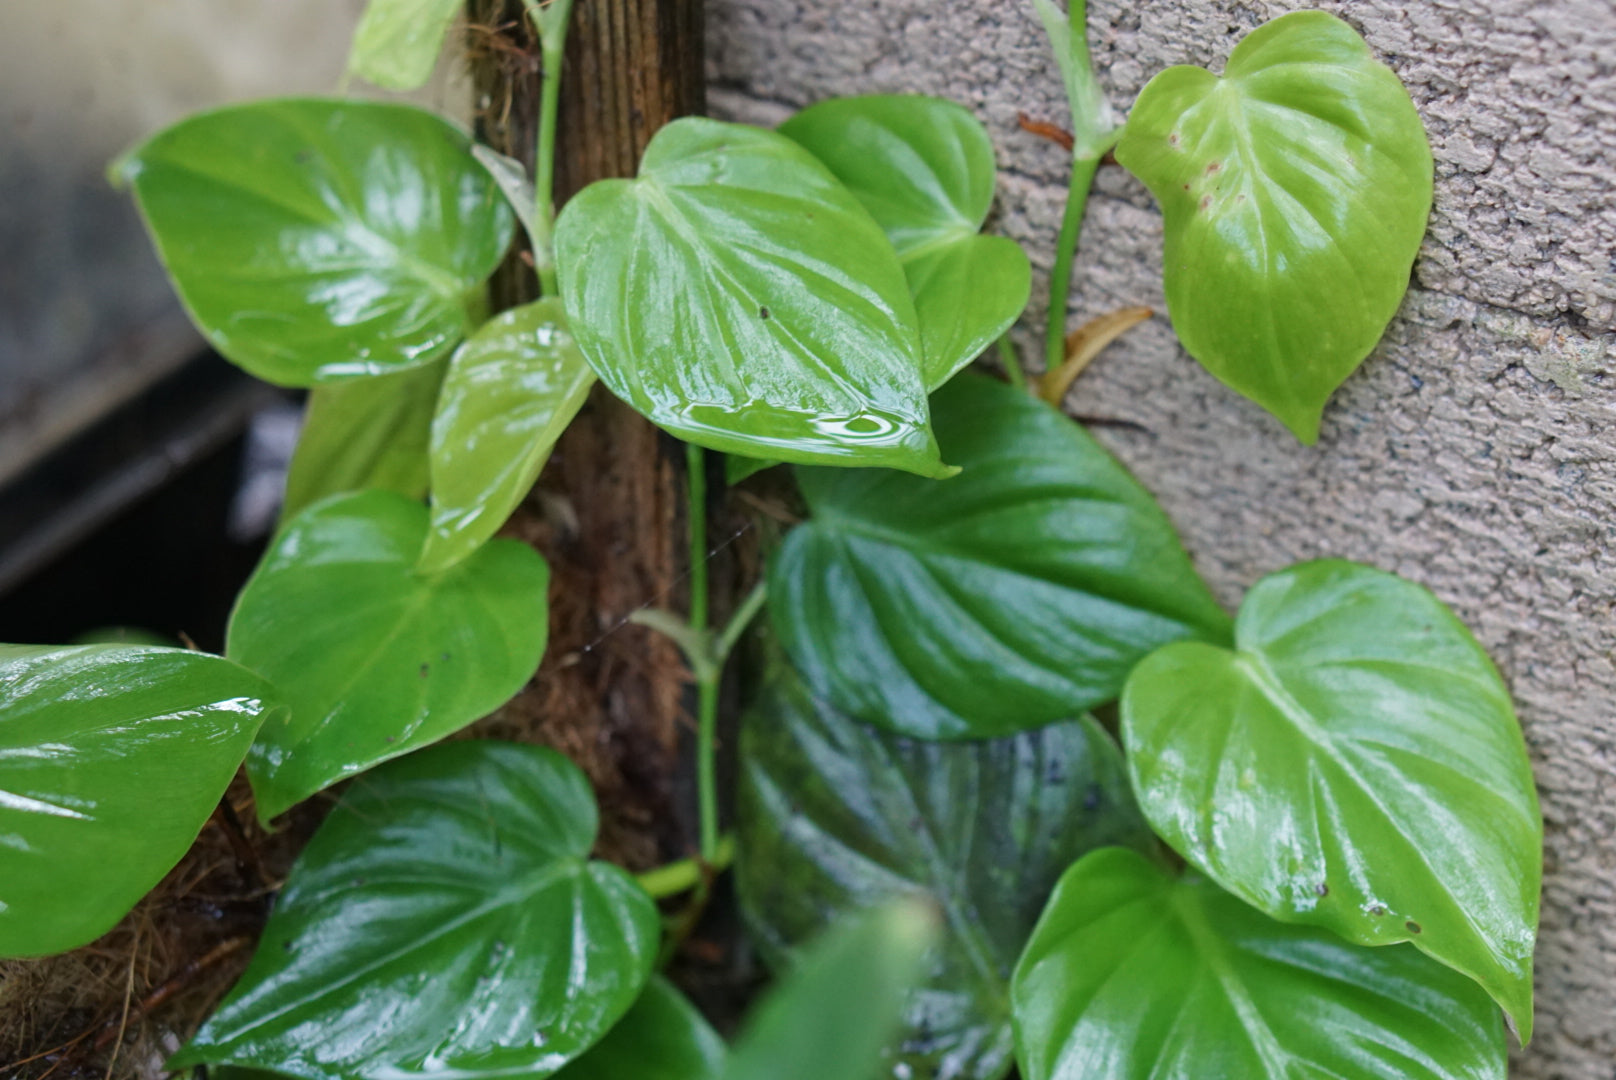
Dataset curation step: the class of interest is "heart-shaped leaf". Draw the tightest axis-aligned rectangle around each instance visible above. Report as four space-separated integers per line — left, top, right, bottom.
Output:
557 977 725 1080
170 741 660 1080
1121 560 1540 1038
736 657 1151 1079
282 360 446 525
420 298 594 572
554 117 947 476
1114 11 1432 442
768 371 1230 739
1012 848 1506 1080
347 0 462 90
724 902 936 1080
116 99 513 387
0 646 280 958
228 490 550 822
780 95 1030 386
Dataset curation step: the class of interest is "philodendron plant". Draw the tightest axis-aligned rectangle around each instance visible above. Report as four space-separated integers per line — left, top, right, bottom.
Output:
0 2 1538 1079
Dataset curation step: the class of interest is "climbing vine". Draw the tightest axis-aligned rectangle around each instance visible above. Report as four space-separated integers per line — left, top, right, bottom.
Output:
0 3 1539 1078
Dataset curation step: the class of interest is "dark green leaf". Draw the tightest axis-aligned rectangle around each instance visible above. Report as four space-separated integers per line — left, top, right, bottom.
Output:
1115 11 1432 442
736 658 1151 1080
781 95 1030 386
723 902 936 1080
420 298 593 572
348 0 461 90
281 360 445 525
228 490 550 822
0 646 280 958
1012 848 1506 1080
554 117 947 477
1122 560 1540 1039
171 741 659 1080
557 977 725 1080
768 371 1230 739
116 99 512 387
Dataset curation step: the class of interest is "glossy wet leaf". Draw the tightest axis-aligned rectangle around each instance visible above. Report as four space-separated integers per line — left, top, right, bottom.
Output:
281 359 445 525
1012 848 1506 1080
421 299 593 572
781 95 1030 386
1115 11 1432 442
736 658 1151 1080
558 977 725 1080
0 646 280 958
229 490 550 822
724 902 936 1080
1121 560 1540 1038
768 372 1230 739
171 741 659 1080
348 0 461 90
116 99 512 387
554 117 946 476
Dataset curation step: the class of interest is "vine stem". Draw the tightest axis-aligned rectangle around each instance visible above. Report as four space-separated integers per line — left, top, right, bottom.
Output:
637 835 735 899
525 0 575 297
998 334 1027 390
1043 153 1102 381
685 442 720 862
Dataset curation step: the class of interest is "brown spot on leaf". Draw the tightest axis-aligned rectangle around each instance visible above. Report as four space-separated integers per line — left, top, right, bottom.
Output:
1406 920 1423 934
1368 904 1387 917
1206 160 1222 174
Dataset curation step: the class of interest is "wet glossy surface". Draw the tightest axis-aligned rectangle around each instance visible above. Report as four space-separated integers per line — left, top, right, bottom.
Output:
768 372 1231 739
725 903 935 1080
1115 12 1432 442
281 359 446 524
421 298 594 572
736 657 1151 1080
781 95 1030 387
554 117 947 476
0 645 280 957
227 490 550 822
171 741 659 1080
1012 849 1506 1080
1122 560 1540 1038
118 98 513 387
557 977 725 1080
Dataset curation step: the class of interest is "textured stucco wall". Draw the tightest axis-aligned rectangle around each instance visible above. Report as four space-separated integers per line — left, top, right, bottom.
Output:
706 1 1616 1075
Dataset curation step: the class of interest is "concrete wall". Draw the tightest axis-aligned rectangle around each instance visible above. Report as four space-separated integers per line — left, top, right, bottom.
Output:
706 1 1616 1074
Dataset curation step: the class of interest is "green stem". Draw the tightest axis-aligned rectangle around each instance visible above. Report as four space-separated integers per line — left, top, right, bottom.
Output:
684 442 721 863
526 0 574 297
997 335 1026 391
1043 153 1101 380
715 580 768 665
636 835 735 899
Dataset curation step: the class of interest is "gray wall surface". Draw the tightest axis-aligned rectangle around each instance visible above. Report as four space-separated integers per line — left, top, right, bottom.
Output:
707 0 1615 1074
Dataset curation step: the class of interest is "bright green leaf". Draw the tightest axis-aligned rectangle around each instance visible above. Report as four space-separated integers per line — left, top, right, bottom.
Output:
281 359 446 525
768 371 1230 739
1121 560 1540 1039
736 657 1151 1080
348 0 461 91
723 902 936 1080
781 95 1030 386
558 977 725 1080
420 299 593 572
116 99 513 387
170 741 659 1080
0 646 280 958
554 117 947 477
1114 11 1433 442
228 490 550 822
1012 848 1506 1080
